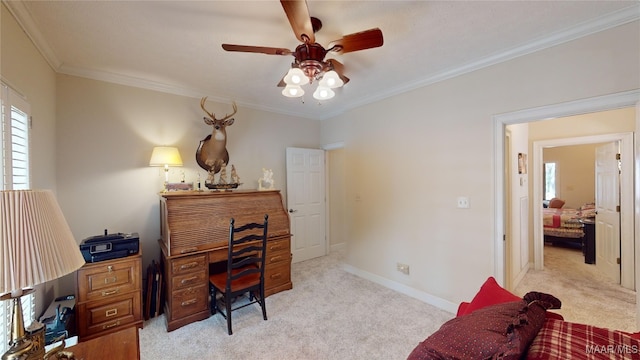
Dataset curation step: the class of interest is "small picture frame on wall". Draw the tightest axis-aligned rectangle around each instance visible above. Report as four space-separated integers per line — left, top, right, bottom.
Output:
518 153 527 174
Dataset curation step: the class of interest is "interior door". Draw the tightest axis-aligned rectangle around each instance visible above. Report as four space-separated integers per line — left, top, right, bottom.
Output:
286 147 326 263
595 141 621 283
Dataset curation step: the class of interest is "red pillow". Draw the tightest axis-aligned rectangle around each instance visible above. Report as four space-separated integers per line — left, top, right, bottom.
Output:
458 277 521 316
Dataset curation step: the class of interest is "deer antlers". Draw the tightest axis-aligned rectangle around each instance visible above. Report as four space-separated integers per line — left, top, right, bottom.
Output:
200 97 237 124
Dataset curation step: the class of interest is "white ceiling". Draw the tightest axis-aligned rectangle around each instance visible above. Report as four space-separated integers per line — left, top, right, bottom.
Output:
6 1 639 120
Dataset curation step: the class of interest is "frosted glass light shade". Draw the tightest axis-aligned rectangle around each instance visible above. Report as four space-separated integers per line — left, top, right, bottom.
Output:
319 70 343 89
0 190 86 295
149 146 183 167
283 68 309 86
282 85 305 98
313 86 335 100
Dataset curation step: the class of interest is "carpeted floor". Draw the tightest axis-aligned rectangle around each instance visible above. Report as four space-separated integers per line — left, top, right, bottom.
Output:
514 244 637 333
139 251 452 360
139 245 637 359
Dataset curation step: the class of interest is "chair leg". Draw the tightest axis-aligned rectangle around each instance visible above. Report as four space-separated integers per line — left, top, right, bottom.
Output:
210 286 218 315
225 294 233 335
260 287 267 321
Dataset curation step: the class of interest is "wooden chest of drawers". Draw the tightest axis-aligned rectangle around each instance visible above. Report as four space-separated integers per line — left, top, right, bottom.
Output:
76 251 143 341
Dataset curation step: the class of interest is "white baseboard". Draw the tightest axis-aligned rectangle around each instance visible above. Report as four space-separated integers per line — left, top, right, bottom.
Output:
342 263 458 314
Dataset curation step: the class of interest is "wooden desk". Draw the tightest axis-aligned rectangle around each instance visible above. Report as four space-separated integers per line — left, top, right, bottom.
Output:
64 326 139 360
158 190 292 331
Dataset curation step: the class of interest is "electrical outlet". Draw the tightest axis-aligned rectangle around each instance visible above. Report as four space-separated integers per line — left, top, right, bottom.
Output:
397 263 410 275
457 196 470 208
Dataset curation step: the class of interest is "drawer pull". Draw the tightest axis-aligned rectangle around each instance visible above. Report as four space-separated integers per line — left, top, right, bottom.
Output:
103 321 120 329
269 245 283 251
179 262 199 270
101 289 119 296
180 276 198 285
105 308 118 317
270 273 282 280
104 276 117 284
180 247 198 254
270 256 283 263
181 299 197 307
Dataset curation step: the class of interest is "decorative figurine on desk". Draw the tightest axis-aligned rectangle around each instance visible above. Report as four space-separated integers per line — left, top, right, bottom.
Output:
205 163 242 190
258 168 274 191
217 164 227 184
230 165 240 184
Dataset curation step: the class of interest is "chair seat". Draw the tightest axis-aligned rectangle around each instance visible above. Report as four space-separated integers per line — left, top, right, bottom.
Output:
209 265 260 293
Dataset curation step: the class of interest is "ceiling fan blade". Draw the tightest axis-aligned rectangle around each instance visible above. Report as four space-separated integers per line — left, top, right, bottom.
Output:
326 59 350 85
330 28 383 54
280 0 315 43
222 44 292 56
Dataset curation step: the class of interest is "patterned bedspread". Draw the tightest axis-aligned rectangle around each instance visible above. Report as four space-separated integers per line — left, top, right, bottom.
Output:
527 319 640 359
543 208 584 239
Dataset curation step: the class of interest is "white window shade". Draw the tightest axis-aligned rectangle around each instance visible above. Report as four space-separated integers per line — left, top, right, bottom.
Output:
0 83 34 355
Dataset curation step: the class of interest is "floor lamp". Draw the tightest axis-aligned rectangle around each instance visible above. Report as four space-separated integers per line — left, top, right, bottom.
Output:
0 190 86 360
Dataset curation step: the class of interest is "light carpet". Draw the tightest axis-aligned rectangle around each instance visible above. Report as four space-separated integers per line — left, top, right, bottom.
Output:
140 245 637 359
514 244 637 333
139 251 452 360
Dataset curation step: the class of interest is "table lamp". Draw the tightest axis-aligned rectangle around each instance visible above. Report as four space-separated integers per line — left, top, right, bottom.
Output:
0 190 86 360
149 146 183 191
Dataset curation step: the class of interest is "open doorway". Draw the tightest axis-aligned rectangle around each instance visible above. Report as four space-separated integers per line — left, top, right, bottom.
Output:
493 89 640 328
532 133 634 290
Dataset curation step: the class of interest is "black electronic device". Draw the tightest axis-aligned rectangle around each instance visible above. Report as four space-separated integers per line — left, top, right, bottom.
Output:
80 229 139 263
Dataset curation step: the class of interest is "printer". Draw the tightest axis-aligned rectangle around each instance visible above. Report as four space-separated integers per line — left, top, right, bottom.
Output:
80 230 139 263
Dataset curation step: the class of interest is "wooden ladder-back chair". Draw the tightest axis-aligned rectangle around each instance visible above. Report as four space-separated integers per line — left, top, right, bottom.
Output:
209 215 268 335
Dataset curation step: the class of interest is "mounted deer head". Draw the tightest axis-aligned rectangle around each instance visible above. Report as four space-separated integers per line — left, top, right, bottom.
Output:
196 97 237 174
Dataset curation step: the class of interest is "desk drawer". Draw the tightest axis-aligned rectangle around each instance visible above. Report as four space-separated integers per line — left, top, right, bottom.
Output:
171 255 207 275
77 258 140 303
267 238 290 255
172 271 208 291
265 261 291 289
78 292 141 337
170 285 209 320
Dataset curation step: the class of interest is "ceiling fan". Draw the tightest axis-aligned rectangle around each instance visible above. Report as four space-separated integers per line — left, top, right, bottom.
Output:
221 0 384 100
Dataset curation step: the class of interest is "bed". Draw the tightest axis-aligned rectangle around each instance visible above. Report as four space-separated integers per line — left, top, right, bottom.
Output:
542 203 596 247
407 277 640 360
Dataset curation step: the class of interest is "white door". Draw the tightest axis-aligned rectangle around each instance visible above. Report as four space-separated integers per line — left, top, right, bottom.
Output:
595 141 621 283
286 147 326 263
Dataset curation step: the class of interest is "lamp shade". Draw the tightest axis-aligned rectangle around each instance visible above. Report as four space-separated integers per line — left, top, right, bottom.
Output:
149 146 183 167
0 190 86 295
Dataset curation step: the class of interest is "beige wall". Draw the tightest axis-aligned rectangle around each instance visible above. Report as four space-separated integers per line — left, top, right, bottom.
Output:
543 143 600 209
1 3 60 314
321 21 639 308
53 75 320 293
328 148 346 249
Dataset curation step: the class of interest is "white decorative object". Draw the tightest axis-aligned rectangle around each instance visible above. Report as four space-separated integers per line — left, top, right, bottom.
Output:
258 168 274 191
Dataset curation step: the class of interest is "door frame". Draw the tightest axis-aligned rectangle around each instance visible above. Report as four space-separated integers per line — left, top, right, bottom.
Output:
493 89 640 327
532 133 633 289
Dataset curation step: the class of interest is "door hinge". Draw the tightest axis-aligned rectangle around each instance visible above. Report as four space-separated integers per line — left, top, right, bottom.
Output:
503 234 506 242
617 258 621 265
616 153 621 160
616 205 620 212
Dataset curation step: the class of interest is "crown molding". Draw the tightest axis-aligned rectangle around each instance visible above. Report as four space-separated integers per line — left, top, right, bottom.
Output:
5 1 639 120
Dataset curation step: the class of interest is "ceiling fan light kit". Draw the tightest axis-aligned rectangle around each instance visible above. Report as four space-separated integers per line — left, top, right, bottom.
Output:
282 84 305 98
222 0 383 102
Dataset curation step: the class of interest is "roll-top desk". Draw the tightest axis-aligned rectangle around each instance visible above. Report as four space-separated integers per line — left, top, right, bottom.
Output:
158 190 292 331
